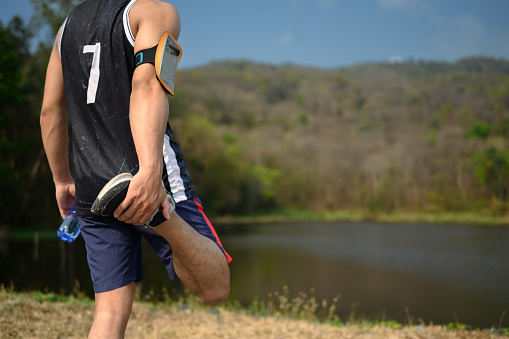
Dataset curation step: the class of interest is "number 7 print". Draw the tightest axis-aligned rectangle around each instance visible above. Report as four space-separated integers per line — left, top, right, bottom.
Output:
83 43 101 104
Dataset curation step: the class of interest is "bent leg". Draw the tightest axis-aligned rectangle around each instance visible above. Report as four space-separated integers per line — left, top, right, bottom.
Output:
88 282 134 339
153 211 230 304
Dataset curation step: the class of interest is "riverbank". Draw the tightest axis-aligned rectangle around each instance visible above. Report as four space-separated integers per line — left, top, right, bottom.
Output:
1 288 507 339
212 209 509 226
1 209 506 240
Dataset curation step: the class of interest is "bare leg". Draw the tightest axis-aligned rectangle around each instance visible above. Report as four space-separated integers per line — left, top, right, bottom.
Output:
153 211 230 304
88 282 134 339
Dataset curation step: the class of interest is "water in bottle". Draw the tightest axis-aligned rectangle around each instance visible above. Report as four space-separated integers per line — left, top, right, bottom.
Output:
57 204 81 243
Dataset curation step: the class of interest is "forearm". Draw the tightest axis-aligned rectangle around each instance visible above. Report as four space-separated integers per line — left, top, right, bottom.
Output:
41 31 71 186
130 79 169 176
114 0 180 224
40 108 72 184
115 79 169 223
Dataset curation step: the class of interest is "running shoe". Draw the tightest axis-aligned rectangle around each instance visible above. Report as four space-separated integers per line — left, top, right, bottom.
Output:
91 173 174 228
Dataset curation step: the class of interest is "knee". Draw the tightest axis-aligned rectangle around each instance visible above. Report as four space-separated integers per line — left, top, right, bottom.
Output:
201 280 230 305
94 305 132 328
95 305 132 320
202 289 229 305
94 296 133 326
91 308 132 337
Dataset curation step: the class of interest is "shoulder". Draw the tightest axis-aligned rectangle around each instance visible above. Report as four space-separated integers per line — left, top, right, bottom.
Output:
132 0 178 16
129 0 181 41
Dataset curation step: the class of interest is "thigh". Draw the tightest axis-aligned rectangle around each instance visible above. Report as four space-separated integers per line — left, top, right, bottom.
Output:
79 215 144 293
137 225 177 279
136 197 232 281
174 197 231 263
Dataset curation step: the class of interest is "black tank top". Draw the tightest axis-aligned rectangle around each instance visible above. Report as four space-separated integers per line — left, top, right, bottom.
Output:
59 0 196 216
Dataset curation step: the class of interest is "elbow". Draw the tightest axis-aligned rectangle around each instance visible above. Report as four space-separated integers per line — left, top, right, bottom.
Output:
132 77 166 95
40 106 66 131
40 106 51 128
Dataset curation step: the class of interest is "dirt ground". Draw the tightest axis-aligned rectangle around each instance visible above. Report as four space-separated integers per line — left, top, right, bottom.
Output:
0 289 507 339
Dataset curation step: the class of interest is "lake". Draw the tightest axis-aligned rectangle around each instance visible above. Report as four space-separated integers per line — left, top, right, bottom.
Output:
1 221 508 328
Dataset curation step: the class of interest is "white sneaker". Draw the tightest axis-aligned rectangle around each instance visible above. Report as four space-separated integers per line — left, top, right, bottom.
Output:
91 173 174 228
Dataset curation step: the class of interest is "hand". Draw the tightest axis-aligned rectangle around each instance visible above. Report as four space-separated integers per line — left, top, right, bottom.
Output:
114 169 172 225
55 180 76 219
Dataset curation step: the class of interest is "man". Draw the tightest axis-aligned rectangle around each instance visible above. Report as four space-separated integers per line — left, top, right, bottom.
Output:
40 0 231 337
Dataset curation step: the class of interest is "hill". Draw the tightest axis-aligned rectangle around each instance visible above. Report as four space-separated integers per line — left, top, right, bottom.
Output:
166 57 509 216
2 21 508 227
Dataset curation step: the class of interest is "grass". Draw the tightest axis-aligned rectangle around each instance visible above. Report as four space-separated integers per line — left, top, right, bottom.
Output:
213 208 509 226
1 285 508 338
243 286 340 324
240 286 509 335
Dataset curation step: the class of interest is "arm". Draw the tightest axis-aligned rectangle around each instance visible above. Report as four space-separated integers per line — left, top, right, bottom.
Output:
40 30 75 219
115 2 231 301
114 0 181 225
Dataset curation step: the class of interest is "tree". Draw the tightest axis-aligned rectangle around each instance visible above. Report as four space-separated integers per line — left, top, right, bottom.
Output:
30 0 82 41
470 147 509 201
0 18 35 224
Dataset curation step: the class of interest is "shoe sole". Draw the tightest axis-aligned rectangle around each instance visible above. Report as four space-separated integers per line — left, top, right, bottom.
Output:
91 173 133 215
91 173 175 228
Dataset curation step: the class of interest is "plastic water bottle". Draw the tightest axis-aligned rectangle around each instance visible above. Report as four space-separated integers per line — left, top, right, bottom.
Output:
57 204 81 243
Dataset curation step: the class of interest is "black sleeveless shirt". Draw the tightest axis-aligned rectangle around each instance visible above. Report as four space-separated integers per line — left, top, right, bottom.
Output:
59 0 196 216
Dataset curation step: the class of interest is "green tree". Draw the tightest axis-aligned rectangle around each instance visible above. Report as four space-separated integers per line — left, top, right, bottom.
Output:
466 122 492 140
470 147 509 200
30 0 82 41
0 18 34 224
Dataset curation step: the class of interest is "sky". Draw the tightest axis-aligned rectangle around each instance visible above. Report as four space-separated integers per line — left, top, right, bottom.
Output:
2 0 509 69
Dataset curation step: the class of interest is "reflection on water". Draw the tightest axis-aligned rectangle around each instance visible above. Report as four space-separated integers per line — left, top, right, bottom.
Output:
1 222 508 328
223 222 509 328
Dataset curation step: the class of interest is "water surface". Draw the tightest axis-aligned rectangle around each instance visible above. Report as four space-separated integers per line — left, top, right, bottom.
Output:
1 221 508 328
222 222 509 327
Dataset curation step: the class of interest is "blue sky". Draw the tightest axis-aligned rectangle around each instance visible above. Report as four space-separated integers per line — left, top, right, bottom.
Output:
2 0 509 69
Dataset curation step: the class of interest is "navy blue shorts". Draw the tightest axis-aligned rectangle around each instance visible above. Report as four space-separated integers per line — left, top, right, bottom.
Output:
79 197 231 294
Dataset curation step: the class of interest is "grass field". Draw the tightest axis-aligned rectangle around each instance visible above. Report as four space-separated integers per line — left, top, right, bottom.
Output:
1 287 507 339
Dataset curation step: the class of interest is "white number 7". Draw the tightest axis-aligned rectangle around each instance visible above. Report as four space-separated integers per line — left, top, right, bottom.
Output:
83 43 101 104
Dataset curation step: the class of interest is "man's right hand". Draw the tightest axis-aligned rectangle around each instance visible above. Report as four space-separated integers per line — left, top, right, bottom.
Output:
114 169 172 225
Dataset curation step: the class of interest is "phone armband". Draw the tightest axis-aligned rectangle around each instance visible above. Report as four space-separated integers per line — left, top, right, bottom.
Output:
133 32 182 95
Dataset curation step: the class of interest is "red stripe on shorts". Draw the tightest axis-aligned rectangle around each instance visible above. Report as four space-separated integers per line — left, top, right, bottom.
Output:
193 198 232 263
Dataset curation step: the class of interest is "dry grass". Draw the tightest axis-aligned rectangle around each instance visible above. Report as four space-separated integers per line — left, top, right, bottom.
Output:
0 288 507 339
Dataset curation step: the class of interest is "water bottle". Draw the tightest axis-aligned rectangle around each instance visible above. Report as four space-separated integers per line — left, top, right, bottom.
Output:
57 204 81 243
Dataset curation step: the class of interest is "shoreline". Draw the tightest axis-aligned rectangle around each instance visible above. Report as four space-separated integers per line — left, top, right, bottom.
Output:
2 210 507 237
212 209 509 227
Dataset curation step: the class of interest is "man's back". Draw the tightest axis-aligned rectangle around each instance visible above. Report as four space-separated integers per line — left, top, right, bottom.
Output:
60 0 137 215
59 0 195 216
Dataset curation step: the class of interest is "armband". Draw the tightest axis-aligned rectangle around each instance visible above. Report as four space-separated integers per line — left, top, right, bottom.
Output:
133 32 182 95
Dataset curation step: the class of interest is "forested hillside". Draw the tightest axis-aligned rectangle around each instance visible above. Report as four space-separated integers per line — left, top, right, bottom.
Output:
1 14 508 229
168 58 509 216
